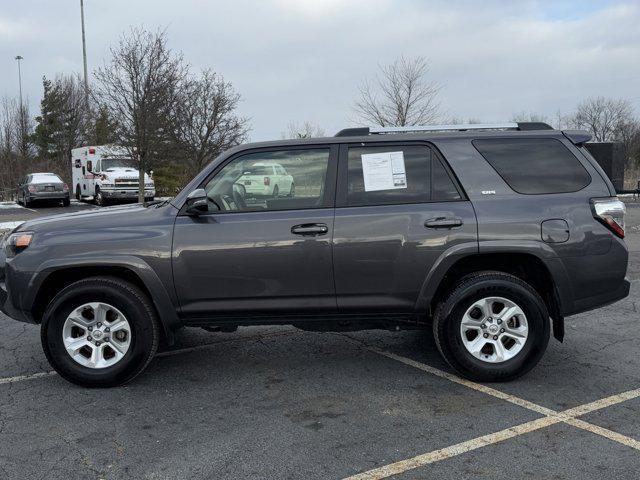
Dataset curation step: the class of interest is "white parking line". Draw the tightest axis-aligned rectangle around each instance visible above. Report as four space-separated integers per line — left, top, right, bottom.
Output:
0 331 297 384
0 371 57 385
345 347 640 479
344 416 561 480
369 347 556 416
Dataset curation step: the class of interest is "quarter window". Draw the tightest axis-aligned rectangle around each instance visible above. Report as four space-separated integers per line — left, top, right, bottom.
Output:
473 138 591 194
202 149 330 213
432 156 462 201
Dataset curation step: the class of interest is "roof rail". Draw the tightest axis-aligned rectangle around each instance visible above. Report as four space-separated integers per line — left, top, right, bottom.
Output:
335 122 554 137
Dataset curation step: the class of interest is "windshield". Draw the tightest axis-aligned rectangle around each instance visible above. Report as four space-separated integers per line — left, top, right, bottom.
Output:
102 157 135 170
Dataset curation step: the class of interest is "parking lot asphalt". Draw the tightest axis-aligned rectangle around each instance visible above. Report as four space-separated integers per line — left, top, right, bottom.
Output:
0 200 639 479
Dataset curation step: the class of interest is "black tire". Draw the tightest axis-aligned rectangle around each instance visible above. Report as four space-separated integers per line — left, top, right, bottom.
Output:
41 277 160 388
63 198 70 207
24 195 31 208
432 271 550 382
76 184 81 201
95 187 107 206
289 183 295 197
272 185 279 198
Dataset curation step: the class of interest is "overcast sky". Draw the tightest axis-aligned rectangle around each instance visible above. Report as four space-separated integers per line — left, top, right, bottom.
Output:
1 0 639 141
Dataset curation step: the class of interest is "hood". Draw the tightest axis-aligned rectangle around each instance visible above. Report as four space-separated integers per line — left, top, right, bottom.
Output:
17 203 149 232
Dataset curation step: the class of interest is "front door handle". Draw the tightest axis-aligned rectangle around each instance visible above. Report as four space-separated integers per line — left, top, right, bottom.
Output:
424 217 463 229
291 223 329 236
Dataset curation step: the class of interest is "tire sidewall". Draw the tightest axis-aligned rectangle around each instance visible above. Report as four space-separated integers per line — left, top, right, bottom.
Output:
438 277 549 381
41 280 157 387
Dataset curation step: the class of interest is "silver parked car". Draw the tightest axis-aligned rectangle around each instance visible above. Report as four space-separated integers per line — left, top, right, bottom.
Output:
17 173 70 207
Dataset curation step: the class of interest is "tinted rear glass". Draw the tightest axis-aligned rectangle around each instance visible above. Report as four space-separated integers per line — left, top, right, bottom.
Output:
243 165 273 175
473 138 591 194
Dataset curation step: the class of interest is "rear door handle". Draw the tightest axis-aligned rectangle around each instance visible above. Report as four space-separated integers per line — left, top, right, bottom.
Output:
291 223 329 236
424 217 463 229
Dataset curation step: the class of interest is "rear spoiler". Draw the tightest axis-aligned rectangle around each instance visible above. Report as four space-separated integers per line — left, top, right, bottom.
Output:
562 130 592 146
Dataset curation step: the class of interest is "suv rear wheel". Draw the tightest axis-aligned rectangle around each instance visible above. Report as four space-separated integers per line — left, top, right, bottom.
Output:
41 277 159 387
433 271 550 382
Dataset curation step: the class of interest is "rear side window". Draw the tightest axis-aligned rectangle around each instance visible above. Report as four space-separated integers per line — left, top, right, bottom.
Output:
346 145 462 206
243 165 272 175
473 138 591 194
347 145 431 206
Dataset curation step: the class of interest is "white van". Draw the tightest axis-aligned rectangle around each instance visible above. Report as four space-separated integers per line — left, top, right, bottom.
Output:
71 146 155 206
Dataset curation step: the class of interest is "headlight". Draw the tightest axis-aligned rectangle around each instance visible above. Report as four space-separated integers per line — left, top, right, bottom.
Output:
5 231 33 258
145 183 154 188
101 183 114 187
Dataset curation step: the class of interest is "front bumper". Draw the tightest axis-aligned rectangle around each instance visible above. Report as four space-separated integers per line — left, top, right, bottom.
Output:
101 189 155 199
0 251 34 323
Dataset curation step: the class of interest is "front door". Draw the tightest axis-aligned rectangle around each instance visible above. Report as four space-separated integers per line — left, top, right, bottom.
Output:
333 142 478 312
172 146 338 320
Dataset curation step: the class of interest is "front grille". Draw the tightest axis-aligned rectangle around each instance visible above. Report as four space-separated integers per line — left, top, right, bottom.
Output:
114 179 138 187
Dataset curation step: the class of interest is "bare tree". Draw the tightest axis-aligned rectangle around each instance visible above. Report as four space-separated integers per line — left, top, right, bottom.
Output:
511 111 548 123
172 70 249 174
93 27 188 202
0 96 34 196
568 97 634 142
446 116 483 125
353 56 441 127
282 121 325 139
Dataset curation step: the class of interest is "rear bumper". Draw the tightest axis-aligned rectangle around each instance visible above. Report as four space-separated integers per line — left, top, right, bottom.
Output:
27 192 69 201
568 278 631 316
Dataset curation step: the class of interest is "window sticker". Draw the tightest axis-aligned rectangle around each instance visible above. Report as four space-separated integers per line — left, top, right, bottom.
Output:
361 151 407 192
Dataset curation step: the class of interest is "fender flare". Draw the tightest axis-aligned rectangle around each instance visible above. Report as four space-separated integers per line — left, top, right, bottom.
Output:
415 240 574 321
28 256 180 344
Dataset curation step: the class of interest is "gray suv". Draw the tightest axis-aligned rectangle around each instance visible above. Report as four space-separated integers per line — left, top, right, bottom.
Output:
0 123 629 387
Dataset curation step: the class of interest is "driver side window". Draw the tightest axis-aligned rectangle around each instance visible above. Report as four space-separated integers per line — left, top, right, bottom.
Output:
203 149 330 213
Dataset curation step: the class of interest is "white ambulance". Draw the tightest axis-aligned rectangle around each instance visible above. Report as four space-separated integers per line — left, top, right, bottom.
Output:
71 146 155 206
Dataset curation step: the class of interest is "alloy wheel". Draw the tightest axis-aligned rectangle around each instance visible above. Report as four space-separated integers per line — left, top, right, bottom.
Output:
62 302 132 369
459 296 529 363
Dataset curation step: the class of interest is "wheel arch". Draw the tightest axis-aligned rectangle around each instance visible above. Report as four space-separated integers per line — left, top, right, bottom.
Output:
30 259 180 344
418 248 568 341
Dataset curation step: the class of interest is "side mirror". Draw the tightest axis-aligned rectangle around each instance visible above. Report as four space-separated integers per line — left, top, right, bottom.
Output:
185 188 210 215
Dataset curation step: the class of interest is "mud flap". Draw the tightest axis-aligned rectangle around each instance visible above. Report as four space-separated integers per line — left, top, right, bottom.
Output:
552 316 564 342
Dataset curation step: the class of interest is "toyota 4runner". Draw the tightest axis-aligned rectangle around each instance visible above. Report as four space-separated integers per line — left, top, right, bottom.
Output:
0 122 629 387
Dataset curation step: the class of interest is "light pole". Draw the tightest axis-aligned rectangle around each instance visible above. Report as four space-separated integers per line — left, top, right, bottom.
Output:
15 55 23 107
80 0 89 106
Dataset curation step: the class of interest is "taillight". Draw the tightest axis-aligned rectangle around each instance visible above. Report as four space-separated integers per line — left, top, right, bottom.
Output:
591 197 625 238
264 177 270 186
63 183 69 191
28 184 36 193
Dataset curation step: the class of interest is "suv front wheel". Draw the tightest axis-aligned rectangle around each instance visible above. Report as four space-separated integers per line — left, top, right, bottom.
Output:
433 271 550 382
41 277 160 387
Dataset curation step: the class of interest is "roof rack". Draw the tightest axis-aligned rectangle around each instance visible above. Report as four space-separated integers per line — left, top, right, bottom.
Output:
335 122 554 137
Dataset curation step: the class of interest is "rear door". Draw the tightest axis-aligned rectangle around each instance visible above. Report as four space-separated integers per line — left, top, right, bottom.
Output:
333 142 477 312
